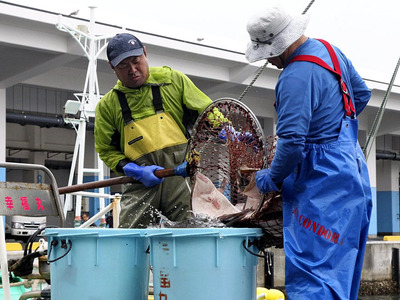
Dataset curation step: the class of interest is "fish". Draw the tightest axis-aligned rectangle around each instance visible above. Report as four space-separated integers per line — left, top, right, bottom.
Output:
242 172 263 210
191 172 240 218
190 171 283 249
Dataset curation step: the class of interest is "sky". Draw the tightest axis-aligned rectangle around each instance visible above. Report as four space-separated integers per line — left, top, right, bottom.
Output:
4 0 400 84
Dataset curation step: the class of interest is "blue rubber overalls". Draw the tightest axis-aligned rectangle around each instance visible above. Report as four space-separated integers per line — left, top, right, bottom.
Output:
282 40 372 299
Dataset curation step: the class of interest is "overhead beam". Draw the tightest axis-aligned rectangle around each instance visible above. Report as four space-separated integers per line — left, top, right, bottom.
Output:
0 53 80 88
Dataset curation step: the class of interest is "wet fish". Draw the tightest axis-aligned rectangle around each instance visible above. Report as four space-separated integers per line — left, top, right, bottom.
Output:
191 172 240 218
242 173 263 210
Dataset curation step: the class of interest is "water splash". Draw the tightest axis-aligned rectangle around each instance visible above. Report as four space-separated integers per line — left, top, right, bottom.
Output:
149 211 226 228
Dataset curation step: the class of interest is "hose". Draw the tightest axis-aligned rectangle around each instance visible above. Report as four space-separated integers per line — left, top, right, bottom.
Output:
19 291 42 300
19 288 51 300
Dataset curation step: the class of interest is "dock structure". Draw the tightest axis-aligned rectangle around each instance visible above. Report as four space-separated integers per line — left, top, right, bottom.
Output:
1 1 400 298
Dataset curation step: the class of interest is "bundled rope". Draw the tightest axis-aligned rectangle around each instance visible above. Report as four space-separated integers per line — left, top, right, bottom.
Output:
364 56 400 160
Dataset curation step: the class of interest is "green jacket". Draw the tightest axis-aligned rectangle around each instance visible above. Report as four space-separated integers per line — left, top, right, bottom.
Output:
94 66 212 174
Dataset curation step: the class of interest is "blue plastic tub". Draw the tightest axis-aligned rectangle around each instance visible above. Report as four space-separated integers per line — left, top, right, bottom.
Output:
45 228 150 300
147 227 262 300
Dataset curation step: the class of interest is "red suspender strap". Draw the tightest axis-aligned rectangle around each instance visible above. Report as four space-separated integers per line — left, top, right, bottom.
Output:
288 39 355 117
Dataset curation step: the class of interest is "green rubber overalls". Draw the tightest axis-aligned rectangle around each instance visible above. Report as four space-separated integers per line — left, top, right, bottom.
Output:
116 86 192 228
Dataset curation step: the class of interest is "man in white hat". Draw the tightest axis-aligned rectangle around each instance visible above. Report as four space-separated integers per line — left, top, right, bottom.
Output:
246 6 372 300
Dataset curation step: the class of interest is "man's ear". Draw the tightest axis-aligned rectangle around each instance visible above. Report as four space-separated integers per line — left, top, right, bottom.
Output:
108 61 115 70
143 46 147 57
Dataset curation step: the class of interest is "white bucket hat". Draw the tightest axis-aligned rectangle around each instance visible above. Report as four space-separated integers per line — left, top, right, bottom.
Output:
245 6 310 63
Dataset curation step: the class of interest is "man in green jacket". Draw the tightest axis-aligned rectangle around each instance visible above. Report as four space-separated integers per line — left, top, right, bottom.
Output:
95 33 212 228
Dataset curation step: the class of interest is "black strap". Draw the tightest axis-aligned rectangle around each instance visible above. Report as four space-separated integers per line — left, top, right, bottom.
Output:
182 103 199 138
114 86 164 125
115 90 133 124
151 85 163 112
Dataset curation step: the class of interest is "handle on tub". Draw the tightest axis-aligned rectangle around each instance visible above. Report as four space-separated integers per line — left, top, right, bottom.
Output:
47 239 72 264
242 239 266 259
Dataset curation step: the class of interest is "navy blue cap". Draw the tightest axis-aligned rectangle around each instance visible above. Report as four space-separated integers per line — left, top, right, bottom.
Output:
107 33 144 67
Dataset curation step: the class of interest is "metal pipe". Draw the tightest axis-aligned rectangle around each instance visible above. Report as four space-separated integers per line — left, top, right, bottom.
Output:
7 112 66 127
376 151 400 161
6 113 400 162
6 112 94 130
